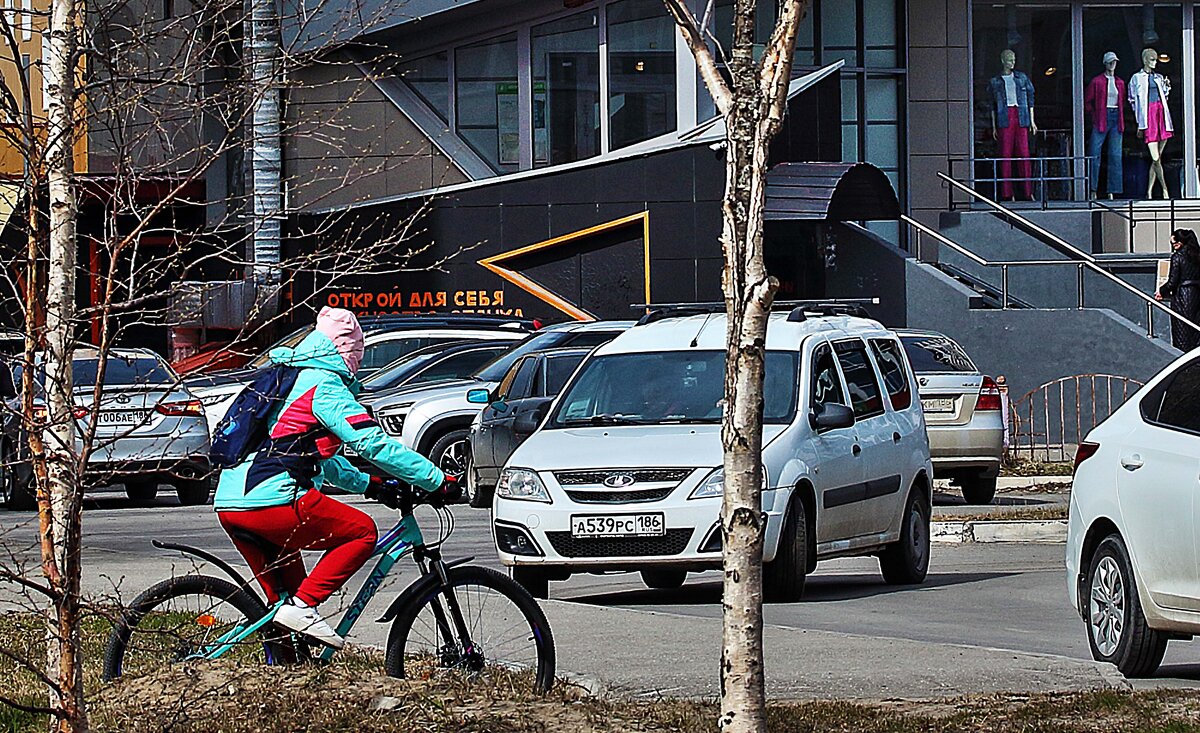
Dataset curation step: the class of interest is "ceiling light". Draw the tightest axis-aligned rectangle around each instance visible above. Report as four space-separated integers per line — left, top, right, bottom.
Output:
1159 53 1171 62
1044 66 1056 76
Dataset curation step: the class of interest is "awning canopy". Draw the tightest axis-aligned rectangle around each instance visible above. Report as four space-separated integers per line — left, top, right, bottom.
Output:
764 162 900 222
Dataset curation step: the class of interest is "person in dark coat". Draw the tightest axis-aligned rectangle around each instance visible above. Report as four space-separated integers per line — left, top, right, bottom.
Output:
1156 228 1200 351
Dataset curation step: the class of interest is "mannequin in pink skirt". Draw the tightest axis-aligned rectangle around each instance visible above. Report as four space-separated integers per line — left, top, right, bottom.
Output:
1129 47 1174 199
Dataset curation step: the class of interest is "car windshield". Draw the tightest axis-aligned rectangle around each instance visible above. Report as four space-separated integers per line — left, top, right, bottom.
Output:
549 350 798 427
361 350 447 391
74 356 174 387
900 335 977 373
473 332 571 382
247 327 310 369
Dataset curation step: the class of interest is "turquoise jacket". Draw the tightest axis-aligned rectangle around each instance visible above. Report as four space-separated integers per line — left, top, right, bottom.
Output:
214 330 444 510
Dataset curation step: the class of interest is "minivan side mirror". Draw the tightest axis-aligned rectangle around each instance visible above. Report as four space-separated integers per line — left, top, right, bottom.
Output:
466 388 491 405
811 402 854 431
513 397 554 436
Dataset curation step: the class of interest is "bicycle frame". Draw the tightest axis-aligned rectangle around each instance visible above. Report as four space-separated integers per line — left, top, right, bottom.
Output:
189 511 426 663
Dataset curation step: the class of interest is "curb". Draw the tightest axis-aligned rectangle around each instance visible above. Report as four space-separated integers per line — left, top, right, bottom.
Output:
932 519 1067 544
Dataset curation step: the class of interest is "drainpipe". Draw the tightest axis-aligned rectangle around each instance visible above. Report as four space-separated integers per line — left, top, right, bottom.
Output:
247 0 281 319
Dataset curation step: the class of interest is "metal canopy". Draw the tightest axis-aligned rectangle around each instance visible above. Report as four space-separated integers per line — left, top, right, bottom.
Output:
764 162 900 222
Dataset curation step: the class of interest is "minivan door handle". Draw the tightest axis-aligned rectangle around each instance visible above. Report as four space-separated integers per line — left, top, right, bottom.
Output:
852 444 862 456
1121 454 1144 471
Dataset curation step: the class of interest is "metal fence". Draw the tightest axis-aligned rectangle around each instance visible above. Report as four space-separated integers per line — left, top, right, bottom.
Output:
1007 374 1143 463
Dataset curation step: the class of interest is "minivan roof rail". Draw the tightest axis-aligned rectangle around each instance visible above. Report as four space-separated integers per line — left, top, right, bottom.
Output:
631 299 880 326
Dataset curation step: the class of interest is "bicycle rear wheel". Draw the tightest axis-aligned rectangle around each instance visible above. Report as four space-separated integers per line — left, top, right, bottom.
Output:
384 565 555 692
103 575 275 681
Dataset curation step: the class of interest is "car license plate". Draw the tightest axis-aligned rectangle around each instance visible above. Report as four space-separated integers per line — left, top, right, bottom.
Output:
571 513 665 538
920 397 956 414
98 409 151 426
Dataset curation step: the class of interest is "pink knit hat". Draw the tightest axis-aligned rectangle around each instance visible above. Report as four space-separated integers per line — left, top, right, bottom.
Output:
315 306 365 375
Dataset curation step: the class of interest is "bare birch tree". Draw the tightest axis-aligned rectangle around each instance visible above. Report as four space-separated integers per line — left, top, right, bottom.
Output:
660 1 808 731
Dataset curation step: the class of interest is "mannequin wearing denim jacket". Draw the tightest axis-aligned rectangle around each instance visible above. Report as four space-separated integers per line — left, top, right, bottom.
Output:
988 49 1037 199
1129 48 1173 199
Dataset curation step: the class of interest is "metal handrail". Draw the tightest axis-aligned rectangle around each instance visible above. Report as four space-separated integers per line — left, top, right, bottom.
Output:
935 173 1200 339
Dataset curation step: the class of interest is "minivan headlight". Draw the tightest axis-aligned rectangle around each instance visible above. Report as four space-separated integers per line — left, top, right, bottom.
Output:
497 468 552 503
689 467 768 499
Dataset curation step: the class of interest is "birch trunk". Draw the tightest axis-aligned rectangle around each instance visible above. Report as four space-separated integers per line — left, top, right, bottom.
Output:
42 0 86 725
659 2 807 731
248 0 281 317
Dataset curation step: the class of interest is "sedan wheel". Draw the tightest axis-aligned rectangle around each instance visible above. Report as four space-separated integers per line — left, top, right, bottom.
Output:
429 429 471 484
1090 555 1125 657
1085 535 1167 677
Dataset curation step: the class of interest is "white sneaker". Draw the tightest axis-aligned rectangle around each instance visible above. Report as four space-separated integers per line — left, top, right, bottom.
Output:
273 603 345 650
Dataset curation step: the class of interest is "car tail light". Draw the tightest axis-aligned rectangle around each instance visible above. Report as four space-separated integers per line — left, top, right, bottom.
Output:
156 399 203 417
1074 442 1100 473
976 376 1002 411
33 405 88 421
72 406 89 419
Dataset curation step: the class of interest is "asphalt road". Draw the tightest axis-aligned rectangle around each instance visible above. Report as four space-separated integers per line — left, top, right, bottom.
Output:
4 491 1200 697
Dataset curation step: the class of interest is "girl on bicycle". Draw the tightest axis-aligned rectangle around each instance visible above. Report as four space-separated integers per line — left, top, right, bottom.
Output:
214 306 458 649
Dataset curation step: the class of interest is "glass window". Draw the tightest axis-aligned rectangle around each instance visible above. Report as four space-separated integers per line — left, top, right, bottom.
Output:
810 343 846 411
397 52 449 122
870 339 912 411
456 34 519 172
900 335 977 373
834 340 885 418
543 353 586 395
361 337 431 374
507 356 539 399
74 356 173 386
413 346 508 384
532 11 600 166
1150 361 1200 433
495 356 527 398
971 4 1071 201
864 0 898 67
821 0 857 67
550 351 798 426
607 0 677 149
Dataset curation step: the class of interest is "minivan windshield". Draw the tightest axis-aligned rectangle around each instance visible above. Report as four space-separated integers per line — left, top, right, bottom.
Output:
548 350 798 427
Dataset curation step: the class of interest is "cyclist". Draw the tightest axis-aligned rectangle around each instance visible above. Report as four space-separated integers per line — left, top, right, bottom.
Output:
214 306 459 649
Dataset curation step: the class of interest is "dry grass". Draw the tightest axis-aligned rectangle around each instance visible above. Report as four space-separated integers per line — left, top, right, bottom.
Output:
6 613 1200 732
1001 460 1075 477
936 506 1069 521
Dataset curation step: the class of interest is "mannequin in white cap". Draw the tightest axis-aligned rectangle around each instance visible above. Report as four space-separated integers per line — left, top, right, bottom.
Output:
1084 52 1126 198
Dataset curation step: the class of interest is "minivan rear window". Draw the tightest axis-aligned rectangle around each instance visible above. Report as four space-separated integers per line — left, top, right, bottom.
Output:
900 335 976 373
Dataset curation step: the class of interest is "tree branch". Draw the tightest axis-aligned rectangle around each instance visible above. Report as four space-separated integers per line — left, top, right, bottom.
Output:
661 0 732 115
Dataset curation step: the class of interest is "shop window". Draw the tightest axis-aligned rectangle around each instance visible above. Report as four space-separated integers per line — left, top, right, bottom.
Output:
398 52 449 123
532 11 600 167
456 34 519 173
1082 5 1182 200
863 0 898 68
821 0 857 67
972 5 1071 201
607 0 677 149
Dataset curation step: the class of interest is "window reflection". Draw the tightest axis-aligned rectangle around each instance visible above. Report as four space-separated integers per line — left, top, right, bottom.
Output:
532 11 600 166
456 35 519 172
398 52 449 123
607 0 677 149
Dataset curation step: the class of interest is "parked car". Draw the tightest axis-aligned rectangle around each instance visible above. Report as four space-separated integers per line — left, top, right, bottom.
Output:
188 314 533 436
465 347 591 507
0 348 211 510
1067 351 1200 677
360 340 516 394
897 329 1004 504
492 306 933 599
366 320 633 485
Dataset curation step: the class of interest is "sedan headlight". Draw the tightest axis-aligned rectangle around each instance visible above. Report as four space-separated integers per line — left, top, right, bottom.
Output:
497 468 552 503
689 467 768 499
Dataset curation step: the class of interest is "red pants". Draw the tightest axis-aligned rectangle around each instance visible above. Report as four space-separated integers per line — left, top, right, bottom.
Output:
218 490 377 607
998 106 1033 199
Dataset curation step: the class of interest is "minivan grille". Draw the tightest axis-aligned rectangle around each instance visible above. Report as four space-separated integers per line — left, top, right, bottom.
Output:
546 529 693 558
565 487 675 504
553 469 693 486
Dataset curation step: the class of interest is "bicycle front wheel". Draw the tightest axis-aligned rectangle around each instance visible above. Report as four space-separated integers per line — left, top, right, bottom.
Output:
385 565 556 692
103 575 273 682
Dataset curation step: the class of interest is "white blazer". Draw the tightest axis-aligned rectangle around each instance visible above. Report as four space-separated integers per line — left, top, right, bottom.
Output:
1128 70 1174 132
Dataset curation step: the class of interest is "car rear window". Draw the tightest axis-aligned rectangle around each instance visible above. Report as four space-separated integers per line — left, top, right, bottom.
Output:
74 357 174 386
900 335 976 373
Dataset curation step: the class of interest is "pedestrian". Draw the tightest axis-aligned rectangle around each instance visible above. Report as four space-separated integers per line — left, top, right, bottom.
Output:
1156 228 1200 352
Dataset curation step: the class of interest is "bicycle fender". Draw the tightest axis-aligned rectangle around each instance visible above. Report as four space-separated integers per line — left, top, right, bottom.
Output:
151 540 263 605
376 557 475 624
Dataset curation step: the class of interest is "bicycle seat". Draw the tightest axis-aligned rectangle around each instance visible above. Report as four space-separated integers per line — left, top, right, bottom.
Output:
227 527 280 553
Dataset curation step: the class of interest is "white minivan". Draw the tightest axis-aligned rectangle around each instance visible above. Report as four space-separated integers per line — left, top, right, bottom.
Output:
491 305 934 599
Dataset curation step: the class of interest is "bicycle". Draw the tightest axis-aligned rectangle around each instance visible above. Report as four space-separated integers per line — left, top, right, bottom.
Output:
102 483 556 691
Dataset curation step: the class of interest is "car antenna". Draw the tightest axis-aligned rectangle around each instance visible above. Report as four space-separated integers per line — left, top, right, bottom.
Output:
690 311 715 348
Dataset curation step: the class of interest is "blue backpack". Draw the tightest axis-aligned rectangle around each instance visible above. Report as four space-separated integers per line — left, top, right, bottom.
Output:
210 365 300 470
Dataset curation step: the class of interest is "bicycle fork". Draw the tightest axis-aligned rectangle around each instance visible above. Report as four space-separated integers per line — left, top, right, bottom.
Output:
418 553 483 671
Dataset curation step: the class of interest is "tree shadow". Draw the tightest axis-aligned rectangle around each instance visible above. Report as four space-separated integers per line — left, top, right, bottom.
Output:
564 570 1015 607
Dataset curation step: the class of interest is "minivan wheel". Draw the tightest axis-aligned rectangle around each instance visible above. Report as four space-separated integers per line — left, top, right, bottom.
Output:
959 475 997 505
1086 535 1167 677
175 478 211 506
511 567 549 600
124 481 159 505
640 569 686 590
429 429 470 489
764 497 807 602
879 489 930 585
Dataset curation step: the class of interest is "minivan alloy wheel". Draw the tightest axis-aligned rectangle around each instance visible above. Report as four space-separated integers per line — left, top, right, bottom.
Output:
1090 555 1126 657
